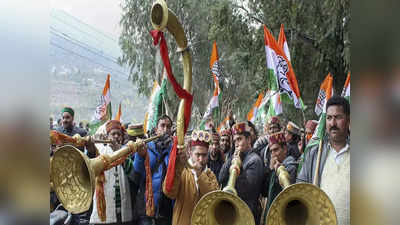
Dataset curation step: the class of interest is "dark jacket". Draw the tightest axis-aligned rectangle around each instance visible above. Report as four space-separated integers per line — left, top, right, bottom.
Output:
131 139 174 220
296 137 330 187
207 152 224 180
262 156 298 223
218 149 264 225
287 138 301 161
55 125 87 152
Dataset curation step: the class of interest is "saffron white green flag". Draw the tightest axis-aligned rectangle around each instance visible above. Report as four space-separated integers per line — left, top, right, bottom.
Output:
264 25 305 110
143 71 166 133
341 72 350 103
200 41 221 130
89 74 112 135
298 73 334 172
247 92 264 123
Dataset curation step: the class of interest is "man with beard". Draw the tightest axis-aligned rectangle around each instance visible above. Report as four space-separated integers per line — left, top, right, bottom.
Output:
52 107 90 225
207 132 224 179
162 130 219 225
297 96 350 225
219 122 264 225
219 128 232 161
131 115 174 225
56 107 87 137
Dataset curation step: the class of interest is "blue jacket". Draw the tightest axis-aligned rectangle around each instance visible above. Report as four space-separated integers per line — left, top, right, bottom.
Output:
132 140 173 218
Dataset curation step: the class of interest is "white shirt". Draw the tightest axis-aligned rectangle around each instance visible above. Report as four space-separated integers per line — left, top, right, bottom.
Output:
328 143 350 165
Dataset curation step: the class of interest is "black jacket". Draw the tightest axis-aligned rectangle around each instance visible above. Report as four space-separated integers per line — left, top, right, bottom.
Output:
207 152 224 180
218 149 264 225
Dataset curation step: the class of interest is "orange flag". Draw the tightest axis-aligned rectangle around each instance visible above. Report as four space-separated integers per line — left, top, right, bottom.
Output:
115 102 122 121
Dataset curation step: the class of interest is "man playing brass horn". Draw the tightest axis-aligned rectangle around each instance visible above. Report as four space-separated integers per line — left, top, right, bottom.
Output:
86 120 136 225
162 130 219 225
219 122 264 225
131 115 174 225
297 96 350 225
261 132 298 224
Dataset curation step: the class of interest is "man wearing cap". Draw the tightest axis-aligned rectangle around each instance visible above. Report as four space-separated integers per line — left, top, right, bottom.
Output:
162 130 219 225
86 120 135 225
207 132 224 179
260 132 298 224
52 107 89 225
126 124 146 142
131 115 174 225
56 107 87 139
297 96 350 225
218 122 264 225
284 121 302 160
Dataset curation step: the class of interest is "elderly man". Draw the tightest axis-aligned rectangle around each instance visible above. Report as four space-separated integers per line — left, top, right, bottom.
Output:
219 122 264 225
86 120 135 225
297 96 350 225
163 130 219 225
261 132 298 224
132 115 174 225
207 132 224 178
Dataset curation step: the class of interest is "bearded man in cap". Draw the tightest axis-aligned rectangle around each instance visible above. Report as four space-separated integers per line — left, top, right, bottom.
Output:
56 107 87 139
86 120 136 225
284 121 302 160
162 130 219 225
207 131 224 179
218 122 264 225
260 132 298 224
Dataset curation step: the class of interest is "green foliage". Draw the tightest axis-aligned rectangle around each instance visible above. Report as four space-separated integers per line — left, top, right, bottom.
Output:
118 0 349 128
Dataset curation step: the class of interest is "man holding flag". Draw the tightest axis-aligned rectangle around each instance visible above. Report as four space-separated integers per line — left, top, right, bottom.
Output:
297 95 350 225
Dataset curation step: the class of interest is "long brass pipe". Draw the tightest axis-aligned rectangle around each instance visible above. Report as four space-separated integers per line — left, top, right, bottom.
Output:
150 0 192 151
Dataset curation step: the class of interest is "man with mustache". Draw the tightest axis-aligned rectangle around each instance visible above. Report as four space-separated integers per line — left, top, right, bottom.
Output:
297 95 350 225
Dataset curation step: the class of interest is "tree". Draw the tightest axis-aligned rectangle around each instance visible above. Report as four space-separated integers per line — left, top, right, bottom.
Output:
119 0 350 128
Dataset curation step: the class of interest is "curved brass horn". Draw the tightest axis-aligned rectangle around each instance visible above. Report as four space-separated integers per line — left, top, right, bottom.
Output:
50 135 160 213
265 166 337 225
151 0 192 152
191 148 255 225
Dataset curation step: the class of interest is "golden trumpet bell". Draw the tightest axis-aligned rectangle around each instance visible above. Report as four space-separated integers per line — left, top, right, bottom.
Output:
50 145 98 213
191 190 255 225
266 183 337 225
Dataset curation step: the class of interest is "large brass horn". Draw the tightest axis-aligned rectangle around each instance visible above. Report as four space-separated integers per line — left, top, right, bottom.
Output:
50 135 160 214
151 0 191 149
191 148 255 225
265 166 337 225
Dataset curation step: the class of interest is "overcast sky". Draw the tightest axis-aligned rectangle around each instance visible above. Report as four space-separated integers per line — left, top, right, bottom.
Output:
51 0 123 39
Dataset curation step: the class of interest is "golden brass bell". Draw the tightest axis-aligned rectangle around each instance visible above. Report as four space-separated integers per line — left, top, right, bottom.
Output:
265 166 338 225
50 136 160 214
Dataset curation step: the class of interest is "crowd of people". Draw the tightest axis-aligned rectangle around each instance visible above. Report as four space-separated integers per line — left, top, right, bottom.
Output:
50 95 350 225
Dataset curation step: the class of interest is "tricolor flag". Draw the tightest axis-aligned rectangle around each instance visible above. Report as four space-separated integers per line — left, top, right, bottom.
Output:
264 25 304 110
89 74 112 135
115 102 122 121
298 74 334 173
278 24 291 61
315 73 334 116
217 114 230 132
341 72 350 103
200 41 221 130
247 92 265 123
